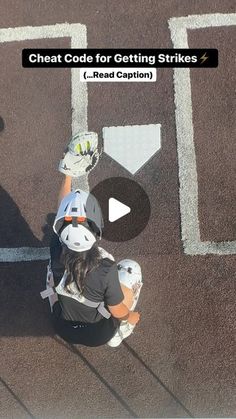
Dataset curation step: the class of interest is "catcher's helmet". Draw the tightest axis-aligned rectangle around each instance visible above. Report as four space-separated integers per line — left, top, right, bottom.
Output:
53 189 104 252
59 223 96 252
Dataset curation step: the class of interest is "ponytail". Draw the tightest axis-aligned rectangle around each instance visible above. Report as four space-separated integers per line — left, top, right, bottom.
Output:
61 244 102 293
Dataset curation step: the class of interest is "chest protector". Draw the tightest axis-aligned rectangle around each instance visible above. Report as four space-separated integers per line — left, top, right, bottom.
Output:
40 247 115 319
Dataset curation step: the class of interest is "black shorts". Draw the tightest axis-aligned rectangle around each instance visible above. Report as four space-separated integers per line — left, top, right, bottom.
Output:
52 304 119 347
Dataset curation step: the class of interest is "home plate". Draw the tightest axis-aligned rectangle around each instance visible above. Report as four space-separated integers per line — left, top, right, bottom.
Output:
103 124 161 175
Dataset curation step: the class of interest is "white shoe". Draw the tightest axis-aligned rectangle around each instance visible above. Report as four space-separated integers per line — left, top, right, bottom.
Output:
107 321 135 347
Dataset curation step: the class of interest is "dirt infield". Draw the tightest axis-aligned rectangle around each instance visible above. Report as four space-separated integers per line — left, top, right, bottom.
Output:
0 0 235 418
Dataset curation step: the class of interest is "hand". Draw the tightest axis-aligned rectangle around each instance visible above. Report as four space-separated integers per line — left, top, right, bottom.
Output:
127 311 140 325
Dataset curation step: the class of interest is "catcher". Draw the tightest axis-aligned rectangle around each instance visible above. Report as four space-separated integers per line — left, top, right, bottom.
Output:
41 131 143 347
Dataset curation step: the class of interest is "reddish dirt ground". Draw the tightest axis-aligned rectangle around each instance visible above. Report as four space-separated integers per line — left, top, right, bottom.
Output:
0 1 235 418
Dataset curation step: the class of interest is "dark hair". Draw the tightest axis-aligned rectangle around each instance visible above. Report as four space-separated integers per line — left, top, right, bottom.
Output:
60 243 102 294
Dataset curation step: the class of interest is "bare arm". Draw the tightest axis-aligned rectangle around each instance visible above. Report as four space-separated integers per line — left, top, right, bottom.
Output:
57 175 72 207
108 302 130 319
108 302 140 325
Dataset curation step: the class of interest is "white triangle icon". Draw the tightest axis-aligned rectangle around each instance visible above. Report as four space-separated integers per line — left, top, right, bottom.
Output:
108 198 131 223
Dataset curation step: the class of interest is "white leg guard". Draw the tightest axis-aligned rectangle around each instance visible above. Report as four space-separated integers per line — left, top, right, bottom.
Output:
107 259 143 348
117 259 143 311
129 282 143 311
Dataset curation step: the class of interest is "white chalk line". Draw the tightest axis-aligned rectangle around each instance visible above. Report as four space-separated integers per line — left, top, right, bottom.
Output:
0 23 88 262
169 13 236 255
0 248 50 262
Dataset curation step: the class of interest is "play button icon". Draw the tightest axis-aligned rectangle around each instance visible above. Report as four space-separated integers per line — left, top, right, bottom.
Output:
90 177 150 242
109 198 131 222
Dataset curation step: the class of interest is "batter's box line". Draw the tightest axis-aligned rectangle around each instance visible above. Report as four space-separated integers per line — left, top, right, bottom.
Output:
168 13 236 255
0 248 50 262
0 22 89 262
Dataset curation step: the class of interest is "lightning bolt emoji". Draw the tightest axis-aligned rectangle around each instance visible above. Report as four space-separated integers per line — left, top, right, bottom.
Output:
200 52 209 65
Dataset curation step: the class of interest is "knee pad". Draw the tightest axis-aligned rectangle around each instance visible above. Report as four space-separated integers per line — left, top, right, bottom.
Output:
117 259 142 289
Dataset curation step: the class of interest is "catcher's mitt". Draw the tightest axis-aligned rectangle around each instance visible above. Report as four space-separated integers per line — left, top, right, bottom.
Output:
58 131 100 177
